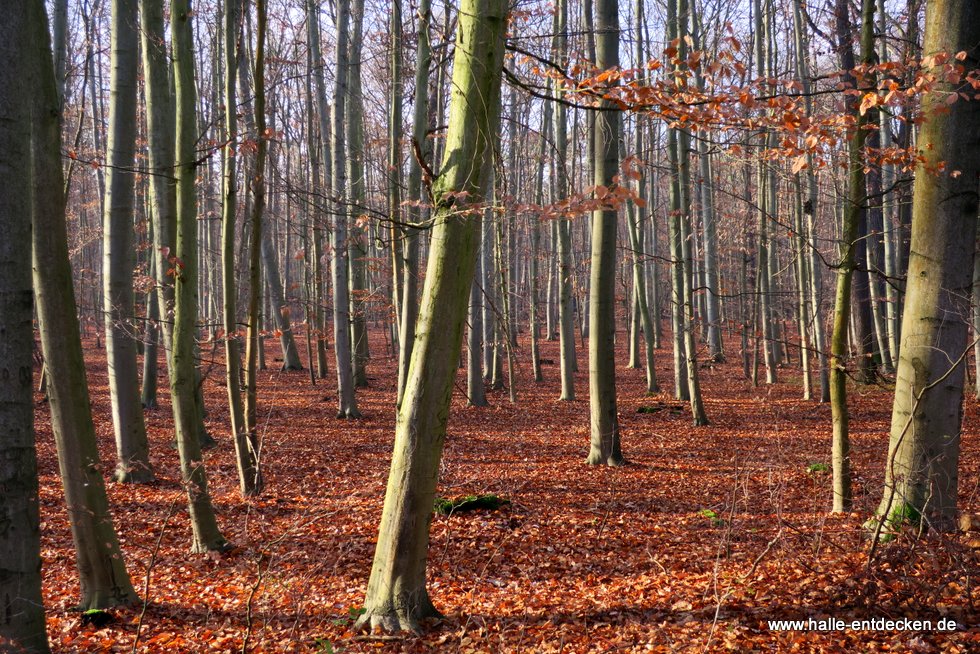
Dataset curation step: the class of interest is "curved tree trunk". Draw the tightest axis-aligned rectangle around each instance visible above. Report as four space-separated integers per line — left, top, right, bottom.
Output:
31 1 139 610
356 0 507 630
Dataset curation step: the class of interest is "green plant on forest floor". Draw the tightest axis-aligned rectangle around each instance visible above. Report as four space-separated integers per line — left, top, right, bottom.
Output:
434 494 510 515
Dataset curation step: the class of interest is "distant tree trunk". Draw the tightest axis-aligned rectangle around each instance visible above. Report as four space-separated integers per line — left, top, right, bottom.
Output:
872 0 980 533
586 0 625 466
467 226 488 406
2 4 50 648
103 0 153 483
261 235 303 370
30 0 139 611
830 0 876 513
356 0 507 630
331 0 361 418
221 0 260 496
172 0 232 550
791 0 829 401
141 224 159 408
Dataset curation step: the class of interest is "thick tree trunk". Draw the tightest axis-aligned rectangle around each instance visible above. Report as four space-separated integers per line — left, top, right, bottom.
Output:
586 0 625 466
356 0 507 630
2 4 50 647
30 1 139 611
872 0 980 532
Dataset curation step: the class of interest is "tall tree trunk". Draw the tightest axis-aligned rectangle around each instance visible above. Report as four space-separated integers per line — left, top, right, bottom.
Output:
305 0 330 379
586 0 625 466
172 0 232 550
30 0 139 611
331 0 361 417
872 0 980 533
221 0 260 495
556 0 576 401
348 0 370 387
103 0 153 483
2 3 50 647
830 0 876 513
356 0 507 630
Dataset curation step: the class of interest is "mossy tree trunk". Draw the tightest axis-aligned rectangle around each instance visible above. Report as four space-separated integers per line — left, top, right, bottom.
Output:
356 0 507 631
872 0 980 533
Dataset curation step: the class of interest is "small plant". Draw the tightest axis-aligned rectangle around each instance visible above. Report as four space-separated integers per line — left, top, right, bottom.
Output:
806 462 830 474
80 609 113 628
433 493 509 515
312 636 334 653
698 508 726 527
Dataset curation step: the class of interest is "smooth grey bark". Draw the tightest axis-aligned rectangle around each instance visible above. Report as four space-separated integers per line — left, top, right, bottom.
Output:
30 0 139 611
872 0 980 532
103 0 153 482
1 3 50 647
172 0 231 551
586 0 625 466
356 0 507 631
330 0 361 418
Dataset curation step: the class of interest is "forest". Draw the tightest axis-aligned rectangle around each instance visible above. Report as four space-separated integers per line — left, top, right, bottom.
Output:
1 0 979 651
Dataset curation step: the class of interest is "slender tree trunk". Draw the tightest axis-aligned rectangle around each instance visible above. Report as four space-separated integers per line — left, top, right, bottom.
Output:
221 0 260 495
356 0 507 630
348 0 370 387
305 0 330 379
556 0 576 401
172 0 231 550
331 0 361 418
830 0 876 513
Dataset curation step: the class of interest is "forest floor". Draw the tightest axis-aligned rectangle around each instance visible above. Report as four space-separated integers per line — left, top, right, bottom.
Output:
34 329 980 653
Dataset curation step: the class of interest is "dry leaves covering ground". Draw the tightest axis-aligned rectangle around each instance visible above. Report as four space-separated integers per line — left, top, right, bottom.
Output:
34 330 980 652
